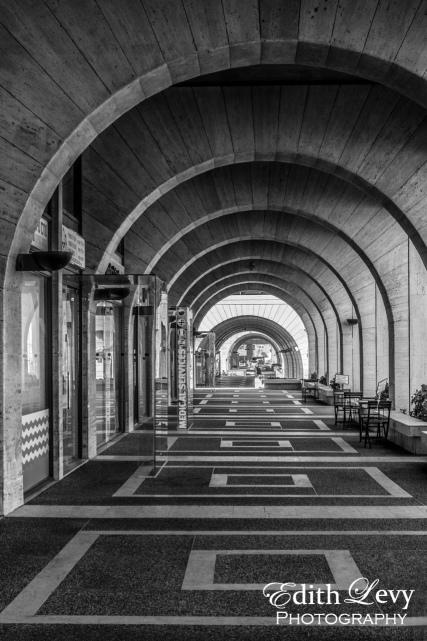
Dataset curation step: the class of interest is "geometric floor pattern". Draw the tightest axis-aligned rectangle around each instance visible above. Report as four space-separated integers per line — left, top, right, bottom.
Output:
1 386 426 639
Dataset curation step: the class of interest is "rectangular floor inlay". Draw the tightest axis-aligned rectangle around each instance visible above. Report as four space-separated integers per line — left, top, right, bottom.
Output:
1 531 426 626
209 473 312 488
181 549 362 591
220 440 292 449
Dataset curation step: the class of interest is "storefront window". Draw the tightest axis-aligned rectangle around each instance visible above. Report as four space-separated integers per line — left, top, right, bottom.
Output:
21 275 48 414
21 273 50 491
62 285 80 472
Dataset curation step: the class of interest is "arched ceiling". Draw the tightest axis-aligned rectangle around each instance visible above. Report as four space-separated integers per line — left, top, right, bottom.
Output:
213 315 300 352
199 293 305 336
173 248 354 315
168 236 366 324
220 331 281 362
77 86 427 274
201 293 308 367
232 335 278 354
228 333 281 366
192 277 326 334
184 267 339 323
211 315 304 378
1 0 425 419
2 1 427 304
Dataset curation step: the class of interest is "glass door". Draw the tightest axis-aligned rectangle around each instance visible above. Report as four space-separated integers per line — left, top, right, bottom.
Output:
62 284 80 472
95 301 123 448
133 311 152 425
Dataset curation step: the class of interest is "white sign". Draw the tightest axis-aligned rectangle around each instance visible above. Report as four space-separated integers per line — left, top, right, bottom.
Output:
31 217 49 251
62 225 85 269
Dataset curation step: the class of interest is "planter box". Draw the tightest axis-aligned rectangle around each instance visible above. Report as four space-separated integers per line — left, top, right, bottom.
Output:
264 378 301 390
317 384 335 405
388 411 427 455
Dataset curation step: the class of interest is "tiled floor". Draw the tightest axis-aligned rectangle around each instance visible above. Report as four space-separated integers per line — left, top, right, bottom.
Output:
1 386 426 640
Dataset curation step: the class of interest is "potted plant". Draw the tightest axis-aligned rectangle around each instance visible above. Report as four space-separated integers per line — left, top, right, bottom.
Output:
410 385 427 421
330 376 340 390
378 381 389 401
319 375 327 385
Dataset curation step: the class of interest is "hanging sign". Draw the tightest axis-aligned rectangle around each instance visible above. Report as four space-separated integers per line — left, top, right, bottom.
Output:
31 217 49 251
62 225 85 268
176 307 188 430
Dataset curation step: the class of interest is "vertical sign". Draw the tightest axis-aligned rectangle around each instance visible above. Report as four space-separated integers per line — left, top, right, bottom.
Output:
62 225 86 268
176 308 188 430
31 217 49 250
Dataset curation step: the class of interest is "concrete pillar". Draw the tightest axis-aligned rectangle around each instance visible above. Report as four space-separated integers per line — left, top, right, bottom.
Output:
50 187 64 480
1 269 24 515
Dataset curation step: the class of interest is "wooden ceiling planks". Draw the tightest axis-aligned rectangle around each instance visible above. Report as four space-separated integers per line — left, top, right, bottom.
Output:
44 0 136 93
181 262 342 319
98 0 165 76
83 83 427 266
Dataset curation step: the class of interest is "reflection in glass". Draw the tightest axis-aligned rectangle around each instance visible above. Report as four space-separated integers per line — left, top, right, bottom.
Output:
21 276 47 414
62 286 80 471
95 301 122 448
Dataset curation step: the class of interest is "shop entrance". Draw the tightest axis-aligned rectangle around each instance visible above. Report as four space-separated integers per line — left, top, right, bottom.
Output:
21 274 50 491
95 301 123 448
62 282 81 472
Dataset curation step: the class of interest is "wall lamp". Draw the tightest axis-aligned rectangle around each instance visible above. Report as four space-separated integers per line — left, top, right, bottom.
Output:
16 251 73 272
94 288 130 301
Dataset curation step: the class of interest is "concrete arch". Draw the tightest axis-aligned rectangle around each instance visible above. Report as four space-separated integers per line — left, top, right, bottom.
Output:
190 275 329 373
187 266 345 344
1 13 424 422
5 46 427 278
142 162 426 277
225 333 285 375
209 315 306 379
192 280 321 380
159 209 390 330
170 237 386 398
2 2 427 514
170 241 365 378
228 334 281 361
193 279 338 383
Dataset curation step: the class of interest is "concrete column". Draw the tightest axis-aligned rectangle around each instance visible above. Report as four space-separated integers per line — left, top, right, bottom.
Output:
81 283 97 459
409 241 427 406
50 187 64 480
1 269 24 515
122 285 139 433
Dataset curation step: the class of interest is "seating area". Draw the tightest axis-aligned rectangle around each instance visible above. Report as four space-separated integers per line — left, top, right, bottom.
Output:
331 392 390 448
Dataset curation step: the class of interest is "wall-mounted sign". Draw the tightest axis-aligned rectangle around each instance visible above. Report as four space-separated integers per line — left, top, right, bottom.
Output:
335 374 349 385
31 217 49 251
176 307 188 430
62 225 85 269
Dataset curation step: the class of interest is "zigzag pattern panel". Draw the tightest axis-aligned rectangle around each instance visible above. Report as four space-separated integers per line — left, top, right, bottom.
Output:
22 409 49 466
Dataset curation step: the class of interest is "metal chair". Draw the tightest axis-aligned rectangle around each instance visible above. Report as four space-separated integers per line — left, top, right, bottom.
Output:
360 400 392 448
357 397 377 441
333 391 345 425
343 391 362 427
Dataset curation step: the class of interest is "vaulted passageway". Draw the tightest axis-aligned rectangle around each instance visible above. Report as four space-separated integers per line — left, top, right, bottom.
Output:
1 1 427 637
2 383 426 637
